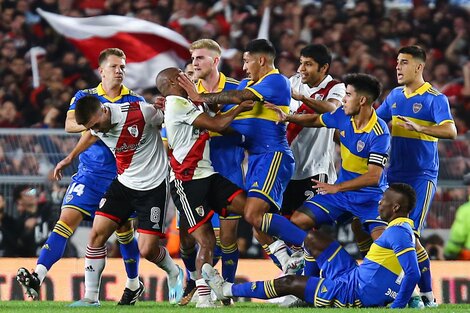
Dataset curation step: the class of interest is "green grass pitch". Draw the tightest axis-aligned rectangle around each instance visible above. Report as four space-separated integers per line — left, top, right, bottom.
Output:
0 301 469 313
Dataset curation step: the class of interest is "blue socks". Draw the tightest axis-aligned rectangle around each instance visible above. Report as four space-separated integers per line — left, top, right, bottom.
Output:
417 247 432 293
261 213 307 246
221 242 239 283
116 229 140 279
37 221 72 270
232 280 277 299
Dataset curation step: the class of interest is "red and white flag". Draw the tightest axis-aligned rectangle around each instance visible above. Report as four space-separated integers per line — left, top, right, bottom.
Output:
37 9 190 89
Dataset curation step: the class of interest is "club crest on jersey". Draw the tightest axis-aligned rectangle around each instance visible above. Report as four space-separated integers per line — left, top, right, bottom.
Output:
128 125 139 137
99 198 107 208
195 205 204 217
412 103 422 113
314 94 324 100
65 194 73 203
357 140 365 152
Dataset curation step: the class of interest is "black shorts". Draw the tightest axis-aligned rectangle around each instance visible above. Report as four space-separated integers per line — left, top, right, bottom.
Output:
97 178 168 237
281 174 328 218
170 174 243 234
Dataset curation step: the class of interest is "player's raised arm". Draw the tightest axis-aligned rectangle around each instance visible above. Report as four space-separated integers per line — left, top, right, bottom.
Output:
54 130 98 180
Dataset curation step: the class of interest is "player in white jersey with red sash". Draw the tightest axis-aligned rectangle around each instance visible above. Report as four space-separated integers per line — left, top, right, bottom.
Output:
156 67 253 308
53 96 184 306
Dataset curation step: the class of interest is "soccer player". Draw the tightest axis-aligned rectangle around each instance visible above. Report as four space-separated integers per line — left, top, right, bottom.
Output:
177 39 296 250
263 73 389 248
16 48 142 305
202 183 421 309
53 95 184 306
156 67 253 308
278 43 345 277
377 45 457 307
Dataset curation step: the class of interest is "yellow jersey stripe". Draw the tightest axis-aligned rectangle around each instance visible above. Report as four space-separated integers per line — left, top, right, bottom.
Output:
340 144 368 174
314 278 325 307
61 205 91 217
391 116 438 142
396 247 415 257
306 201 330 214
327 245 342 262
234 101 289 122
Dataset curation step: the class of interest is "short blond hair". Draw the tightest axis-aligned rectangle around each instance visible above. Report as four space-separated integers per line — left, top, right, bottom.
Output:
189 39 222 56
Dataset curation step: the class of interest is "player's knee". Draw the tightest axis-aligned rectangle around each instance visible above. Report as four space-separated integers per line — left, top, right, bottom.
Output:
244 211 262 228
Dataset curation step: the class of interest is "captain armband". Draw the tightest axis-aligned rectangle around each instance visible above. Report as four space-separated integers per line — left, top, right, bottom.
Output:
368 152 388 168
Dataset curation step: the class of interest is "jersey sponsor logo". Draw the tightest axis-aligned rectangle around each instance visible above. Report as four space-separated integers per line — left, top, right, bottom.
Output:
99 198 106 208
340 130 345 137
127 125 139 138
150 207 161 229
392 103 397 109
252 182 259 188
321 285 328 293
412 103 422 113
357 140 365 152
195 205 204 217
115 141 143 153
385 288 398 299
251 282 257 291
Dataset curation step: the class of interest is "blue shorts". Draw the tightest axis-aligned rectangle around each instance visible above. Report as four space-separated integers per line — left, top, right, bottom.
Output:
388 176 436 237
61 172 113 220
245 151 294 211
304 241 361 307
303 192 387 233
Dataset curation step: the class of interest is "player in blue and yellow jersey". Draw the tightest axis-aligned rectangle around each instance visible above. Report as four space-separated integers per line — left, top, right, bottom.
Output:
17 48 144 306
202 183 421 309
178 39 296 255
377 46 457 307
258 74 389 252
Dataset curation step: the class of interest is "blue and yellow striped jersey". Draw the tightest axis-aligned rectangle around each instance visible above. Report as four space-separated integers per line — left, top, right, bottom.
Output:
69 83 144 179
357 218 419 308
377 82 454 182
319 107 390 195
197 73 245 187
230 69 292 155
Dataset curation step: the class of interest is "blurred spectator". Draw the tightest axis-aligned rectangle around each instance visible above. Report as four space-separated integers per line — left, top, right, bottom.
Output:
0 193 21 256
444 197 470 260
13 185 54 257
422 234 445 260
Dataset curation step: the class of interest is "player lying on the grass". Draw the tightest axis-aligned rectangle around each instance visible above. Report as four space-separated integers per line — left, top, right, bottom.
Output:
203 183 421 309
53 95 184 306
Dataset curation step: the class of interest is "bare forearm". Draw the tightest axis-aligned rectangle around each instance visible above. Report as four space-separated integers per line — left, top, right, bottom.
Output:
67 131 98 160
200 90 255 105
211 106 245 132
65 112 86 133
335 172 380 192
298 96 337 113
418 123 457 139
286 113 322 127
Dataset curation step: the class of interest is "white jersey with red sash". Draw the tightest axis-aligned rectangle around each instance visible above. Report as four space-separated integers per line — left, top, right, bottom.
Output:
288 74 345 181
91 101 168 191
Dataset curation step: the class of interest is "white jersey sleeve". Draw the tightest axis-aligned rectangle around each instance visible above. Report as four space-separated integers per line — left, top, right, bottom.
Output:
139 101 164 126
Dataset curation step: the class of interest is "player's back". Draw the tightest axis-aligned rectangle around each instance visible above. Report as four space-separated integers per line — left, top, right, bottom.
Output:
355 218 416 307
69 84 144 180
230 70 292 155
91 101 167 191
377 83 453 181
